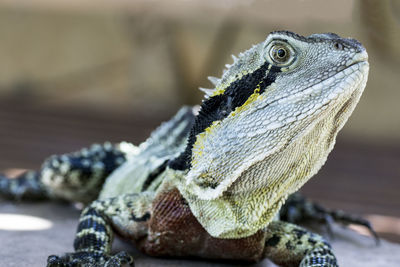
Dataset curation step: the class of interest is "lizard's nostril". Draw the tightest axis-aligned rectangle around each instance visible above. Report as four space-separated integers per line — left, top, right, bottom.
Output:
333 42 344 50
344 50 368 67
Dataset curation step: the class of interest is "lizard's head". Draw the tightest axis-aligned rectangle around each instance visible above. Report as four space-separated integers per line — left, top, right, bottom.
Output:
171 31 369 238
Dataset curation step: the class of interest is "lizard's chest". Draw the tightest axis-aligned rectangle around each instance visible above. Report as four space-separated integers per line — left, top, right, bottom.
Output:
137 188 266 262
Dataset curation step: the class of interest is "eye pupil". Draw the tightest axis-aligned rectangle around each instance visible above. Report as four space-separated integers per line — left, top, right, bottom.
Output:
277 48 286 58
268 43 293 65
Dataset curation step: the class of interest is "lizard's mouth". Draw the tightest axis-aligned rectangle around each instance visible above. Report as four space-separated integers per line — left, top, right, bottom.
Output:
351 50 369 64
305 57 369 100
303 49 369 96
336 51 369 73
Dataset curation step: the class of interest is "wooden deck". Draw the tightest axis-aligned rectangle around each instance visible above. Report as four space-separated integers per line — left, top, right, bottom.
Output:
0 99 399 242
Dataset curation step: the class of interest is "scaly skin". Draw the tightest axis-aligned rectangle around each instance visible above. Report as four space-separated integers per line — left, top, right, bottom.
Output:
0 31 371 267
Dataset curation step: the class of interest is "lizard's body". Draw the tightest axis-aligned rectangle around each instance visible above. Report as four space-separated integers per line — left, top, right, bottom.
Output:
0 31 370 267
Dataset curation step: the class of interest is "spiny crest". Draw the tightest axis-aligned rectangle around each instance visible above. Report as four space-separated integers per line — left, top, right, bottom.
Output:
198 87 214 98
198 44 261 98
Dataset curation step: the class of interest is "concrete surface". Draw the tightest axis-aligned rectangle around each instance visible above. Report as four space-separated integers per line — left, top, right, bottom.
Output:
0 199 399 267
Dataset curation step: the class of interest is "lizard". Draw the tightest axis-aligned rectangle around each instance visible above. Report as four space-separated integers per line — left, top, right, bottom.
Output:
0 31 372 267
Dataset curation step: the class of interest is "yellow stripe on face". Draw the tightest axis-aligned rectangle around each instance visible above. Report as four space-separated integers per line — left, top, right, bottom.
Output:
231 85 263 117
191 120 220 167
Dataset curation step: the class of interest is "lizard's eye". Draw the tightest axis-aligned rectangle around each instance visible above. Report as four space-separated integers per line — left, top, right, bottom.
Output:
267 42 295 67
270 45 290 64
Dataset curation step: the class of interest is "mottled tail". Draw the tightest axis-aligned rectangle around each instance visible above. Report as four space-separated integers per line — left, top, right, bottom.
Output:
0 171 48 200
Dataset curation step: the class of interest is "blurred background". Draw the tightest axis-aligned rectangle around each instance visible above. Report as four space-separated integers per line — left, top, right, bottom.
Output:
0 0 399 242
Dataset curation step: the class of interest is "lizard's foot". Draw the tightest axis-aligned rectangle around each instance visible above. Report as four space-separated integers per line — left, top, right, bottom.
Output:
281 193 379 243
47 251 134 267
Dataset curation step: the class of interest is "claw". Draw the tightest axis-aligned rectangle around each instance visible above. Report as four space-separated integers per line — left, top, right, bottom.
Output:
321 213 335 240
363 221 380 245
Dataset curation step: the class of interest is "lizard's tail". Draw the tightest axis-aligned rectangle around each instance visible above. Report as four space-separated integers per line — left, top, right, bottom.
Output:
0 171 49 201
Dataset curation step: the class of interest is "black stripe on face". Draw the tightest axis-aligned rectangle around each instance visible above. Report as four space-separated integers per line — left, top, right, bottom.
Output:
169 62 281 171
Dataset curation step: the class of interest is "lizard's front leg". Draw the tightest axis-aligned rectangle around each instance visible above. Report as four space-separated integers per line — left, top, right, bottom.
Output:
264 221 337 267
47 192 154 267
